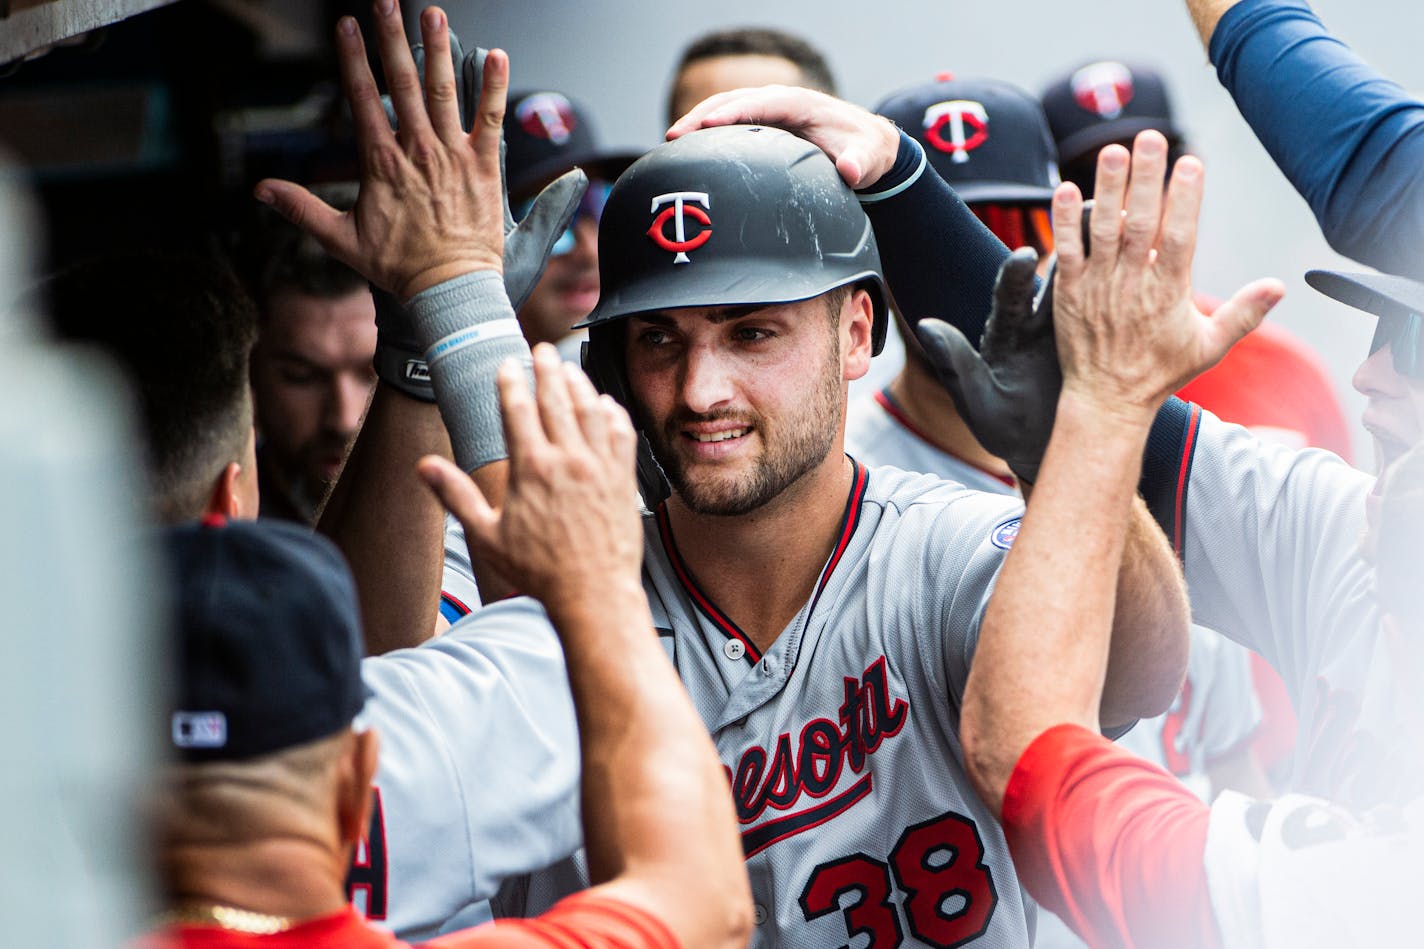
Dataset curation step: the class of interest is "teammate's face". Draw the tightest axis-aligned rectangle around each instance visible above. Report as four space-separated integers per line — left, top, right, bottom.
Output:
251 287 378 497
517 215 600 347
624 290 872 515
1352 339 1424 475
669 54 807 124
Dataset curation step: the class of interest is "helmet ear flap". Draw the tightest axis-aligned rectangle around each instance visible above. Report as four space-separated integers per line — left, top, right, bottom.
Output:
581 328 671 507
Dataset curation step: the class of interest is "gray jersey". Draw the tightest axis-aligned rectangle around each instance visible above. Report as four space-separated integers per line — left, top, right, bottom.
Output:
353 597 581 940
646 461 1029 947
845 388 1020 496
1180 411 1393 801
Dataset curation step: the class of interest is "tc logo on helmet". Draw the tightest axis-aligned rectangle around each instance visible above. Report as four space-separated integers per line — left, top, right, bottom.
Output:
1071 62 1135 120
516 92 577 145
648 192 712 264
923 100 989 164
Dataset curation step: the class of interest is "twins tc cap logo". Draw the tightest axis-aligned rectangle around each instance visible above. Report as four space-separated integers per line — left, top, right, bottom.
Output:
516 92 577 146
1071 62 1135 120
923 100 989 164
648 192 712 264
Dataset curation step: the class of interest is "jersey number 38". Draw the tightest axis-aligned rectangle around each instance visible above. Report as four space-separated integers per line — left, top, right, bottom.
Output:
797 810 997 948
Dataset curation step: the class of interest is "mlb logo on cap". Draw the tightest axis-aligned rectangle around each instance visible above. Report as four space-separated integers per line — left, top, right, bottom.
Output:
172 711 227 750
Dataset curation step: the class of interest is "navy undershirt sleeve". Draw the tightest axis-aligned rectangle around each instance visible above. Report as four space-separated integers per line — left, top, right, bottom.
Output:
856 131 1012 346
1211 0 1424 279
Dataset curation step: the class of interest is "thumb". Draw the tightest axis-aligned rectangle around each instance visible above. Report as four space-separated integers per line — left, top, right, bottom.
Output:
504 168 587 310
1202 277 1285 365
254 179 350 262
986 247 1043 344
916 318 991 407
417 455 499 553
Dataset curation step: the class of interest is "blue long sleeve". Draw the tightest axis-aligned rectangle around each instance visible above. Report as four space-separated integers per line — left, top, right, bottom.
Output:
1211 0 1424 279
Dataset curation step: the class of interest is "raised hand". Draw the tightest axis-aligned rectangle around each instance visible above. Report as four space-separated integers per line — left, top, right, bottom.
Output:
667 85 899 190
254 4 506 301
1051 130 1285 422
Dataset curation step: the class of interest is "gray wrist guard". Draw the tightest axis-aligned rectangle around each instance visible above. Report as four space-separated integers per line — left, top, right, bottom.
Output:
410 271 530 472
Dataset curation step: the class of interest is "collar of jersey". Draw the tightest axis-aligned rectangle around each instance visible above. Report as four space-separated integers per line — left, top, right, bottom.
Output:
654 458 870 665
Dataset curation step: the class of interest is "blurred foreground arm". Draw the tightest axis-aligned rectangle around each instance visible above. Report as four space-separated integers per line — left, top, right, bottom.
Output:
421 345 752 948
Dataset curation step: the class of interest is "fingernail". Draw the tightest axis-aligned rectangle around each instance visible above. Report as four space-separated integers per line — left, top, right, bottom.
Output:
423 7 442 29
377 0 395 17
339 16 356 35
253 184 273 205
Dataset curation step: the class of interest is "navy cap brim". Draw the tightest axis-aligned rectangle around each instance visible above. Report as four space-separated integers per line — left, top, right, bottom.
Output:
1305 269 1424 321
511 149 643 199
1055 117 1183 165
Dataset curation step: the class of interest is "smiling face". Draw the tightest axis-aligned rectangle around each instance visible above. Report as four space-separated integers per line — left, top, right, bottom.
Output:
624 288 872 516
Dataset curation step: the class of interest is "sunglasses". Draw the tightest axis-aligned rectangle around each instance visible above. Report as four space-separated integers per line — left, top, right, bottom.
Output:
514 180 614 257
1370 311 1424 380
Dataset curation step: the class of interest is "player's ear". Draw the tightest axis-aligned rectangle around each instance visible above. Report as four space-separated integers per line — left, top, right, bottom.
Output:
204 463 246 519
842 286 875 382
337 728 381 848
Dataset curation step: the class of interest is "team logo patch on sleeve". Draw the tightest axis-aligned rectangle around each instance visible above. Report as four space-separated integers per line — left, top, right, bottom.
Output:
990 517 1021 550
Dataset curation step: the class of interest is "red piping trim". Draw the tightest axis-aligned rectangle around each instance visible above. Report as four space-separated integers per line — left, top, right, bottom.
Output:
1173 404 1201 557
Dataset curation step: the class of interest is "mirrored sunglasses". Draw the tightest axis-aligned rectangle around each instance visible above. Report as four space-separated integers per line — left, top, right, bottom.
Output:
1370 311 1424 380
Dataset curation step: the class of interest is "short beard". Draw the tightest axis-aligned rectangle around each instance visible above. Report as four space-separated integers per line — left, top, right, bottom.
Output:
636 326 844 517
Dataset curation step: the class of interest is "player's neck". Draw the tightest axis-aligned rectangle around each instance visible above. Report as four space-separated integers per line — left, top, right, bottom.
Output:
160 836 351 926
665 451 855 653
888 362 1014 480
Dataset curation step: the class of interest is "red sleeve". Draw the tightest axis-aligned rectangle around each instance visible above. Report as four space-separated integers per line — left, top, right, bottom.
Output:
423 891 680 949
1000 724 1220 949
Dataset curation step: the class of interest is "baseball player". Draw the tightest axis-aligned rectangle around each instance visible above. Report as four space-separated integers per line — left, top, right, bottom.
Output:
954 139 1423 949
575 122 1186 949
263 9 1195 947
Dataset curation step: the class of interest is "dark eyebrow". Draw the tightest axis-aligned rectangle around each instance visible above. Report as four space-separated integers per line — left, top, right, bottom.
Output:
633 304 772 327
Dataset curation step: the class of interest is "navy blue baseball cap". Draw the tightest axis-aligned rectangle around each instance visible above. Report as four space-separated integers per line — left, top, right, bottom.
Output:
876 73 1060 204
1306 269 1424 379
505 90 641 199
1040 61 1185 165
162 516 368 762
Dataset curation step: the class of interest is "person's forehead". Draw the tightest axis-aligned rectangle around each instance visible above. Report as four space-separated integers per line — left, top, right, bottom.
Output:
675 55 806 100
264 289 376 341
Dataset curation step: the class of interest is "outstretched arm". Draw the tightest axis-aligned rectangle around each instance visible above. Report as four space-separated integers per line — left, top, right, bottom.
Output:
1197 0 1424 278
261 4 579 651
961 131 1284 811
421 346 753 949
